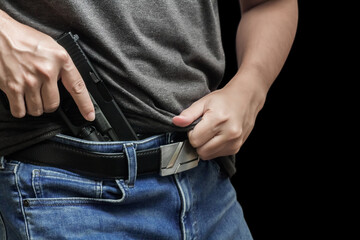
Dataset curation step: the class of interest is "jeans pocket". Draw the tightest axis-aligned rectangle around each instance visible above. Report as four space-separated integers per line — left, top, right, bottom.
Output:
32 169 102 199
17 163 126 206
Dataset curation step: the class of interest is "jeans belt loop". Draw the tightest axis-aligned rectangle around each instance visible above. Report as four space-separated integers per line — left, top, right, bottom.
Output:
123 143 137 187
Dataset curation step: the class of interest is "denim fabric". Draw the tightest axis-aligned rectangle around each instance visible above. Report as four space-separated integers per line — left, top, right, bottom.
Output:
0 134 253 240
0 213 5 240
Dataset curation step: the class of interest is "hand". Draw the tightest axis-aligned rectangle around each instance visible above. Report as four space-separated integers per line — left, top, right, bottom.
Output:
173 79 265 160
0 12 94 120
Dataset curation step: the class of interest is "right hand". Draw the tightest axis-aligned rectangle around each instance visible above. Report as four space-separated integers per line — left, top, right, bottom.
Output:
0 10 94 121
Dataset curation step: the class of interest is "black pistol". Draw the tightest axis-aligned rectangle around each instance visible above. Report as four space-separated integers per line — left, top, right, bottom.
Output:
56 32 138 141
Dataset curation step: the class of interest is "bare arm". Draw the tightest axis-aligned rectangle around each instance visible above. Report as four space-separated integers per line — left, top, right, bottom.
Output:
233 0 298 96
173 0 298 160
0 10 94 120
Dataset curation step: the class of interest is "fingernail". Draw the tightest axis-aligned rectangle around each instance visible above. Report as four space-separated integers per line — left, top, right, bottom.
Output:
86 111 95 121
174 115 187 120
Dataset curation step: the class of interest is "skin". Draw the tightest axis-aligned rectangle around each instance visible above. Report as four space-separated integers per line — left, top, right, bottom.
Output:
0 0 298 161
172 0 298 160
0 10 95 121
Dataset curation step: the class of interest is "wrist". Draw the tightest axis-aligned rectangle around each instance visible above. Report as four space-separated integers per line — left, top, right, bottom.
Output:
223 68 269 112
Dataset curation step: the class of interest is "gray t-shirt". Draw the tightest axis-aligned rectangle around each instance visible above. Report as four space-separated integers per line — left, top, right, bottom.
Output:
0 1 236 176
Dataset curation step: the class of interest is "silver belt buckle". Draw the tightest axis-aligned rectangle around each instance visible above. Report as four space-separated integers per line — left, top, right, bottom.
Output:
160 140 199 176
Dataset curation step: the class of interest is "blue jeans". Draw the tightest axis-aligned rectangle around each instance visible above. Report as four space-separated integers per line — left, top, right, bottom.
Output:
0 134 253 240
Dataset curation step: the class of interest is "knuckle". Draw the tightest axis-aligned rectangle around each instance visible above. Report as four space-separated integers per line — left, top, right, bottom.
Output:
6 82 22 95
56 49 70 63
70 79 86 95
228 126 242 139
189 138 198 148
216 112 230 123
189 136 201 148
209 113 229 129
25 97 43 116
23 75 38 88
28 109 43 117
37 64 56 81
213 114 228 127
44 101 60 113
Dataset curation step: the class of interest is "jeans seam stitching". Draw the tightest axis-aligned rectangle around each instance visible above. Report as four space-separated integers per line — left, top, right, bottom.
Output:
14 163 31 240
21 197 127 206
115 179 127 202
32 170 41 198
35 169 97 184
34 175 96 184
188 172 200 239
174 174 187 240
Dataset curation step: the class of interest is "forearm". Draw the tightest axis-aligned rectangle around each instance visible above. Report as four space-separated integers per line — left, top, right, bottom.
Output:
227 0 298 103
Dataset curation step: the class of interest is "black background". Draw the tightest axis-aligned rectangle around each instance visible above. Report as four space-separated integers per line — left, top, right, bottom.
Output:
218 1 348 239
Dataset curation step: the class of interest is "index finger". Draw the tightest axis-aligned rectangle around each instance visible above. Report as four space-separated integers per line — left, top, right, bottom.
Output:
60 58 95 121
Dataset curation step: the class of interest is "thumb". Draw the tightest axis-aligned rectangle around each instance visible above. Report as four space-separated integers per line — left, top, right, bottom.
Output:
172 99 205 127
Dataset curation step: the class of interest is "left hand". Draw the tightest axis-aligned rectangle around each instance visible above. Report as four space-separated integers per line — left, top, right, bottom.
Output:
172 81 265 160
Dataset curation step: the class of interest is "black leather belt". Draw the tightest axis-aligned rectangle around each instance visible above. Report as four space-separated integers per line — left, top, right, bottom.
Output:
8 137 199 179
